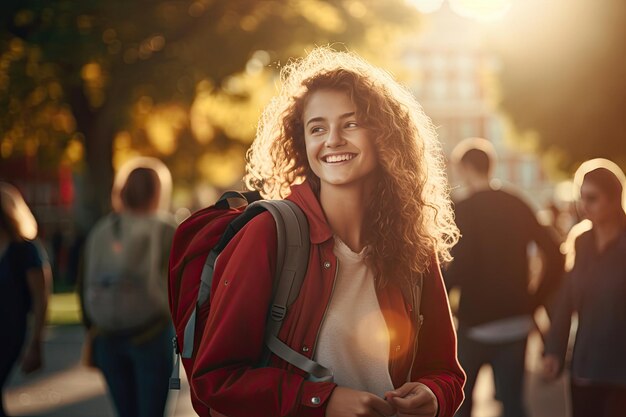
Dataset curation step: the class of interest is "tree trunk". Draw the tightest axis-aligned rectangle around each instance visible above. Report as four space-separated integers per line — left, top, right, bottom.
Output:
68 86 115 229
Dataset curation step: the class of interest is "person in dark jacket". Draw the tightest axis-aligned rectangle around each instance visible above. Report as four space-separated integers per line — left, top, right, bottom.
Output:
190 47 466 417
0 183 50 417
445 138 564 417
543 159 626 417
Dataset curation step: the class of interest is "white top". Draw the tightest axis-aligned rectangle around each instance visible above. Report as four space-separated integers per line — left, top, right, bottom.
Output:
313 236 395 398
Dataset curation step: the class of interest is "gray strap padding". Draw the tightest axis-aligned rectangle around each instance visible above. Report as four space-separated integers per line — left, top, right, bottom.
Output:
181 308 197 359
249 200 309 307
181 250 217 359
169 347 181 389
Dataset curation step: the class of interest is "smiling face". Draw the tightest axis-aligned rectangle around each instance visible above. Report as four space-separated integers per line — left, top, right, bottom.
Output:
302 89 378 191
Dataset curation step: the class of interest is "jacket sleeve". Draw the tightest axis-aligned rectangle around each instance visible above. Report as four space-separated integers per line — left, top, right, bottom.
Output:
543 234 582 371
543 273 573 372
529 215 565 310
191 212 336 417
412 255 466 417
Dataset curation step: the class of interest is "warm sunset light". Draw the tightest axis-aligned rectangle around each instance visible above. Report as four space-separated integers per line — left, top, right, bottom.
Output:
449 0 512 21
2 1 624 415
407 0 445 14
408 0 512 20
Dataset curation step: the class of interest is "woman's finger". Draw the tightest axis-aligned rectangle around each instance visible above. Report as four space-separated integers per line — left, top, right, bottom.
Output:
390 389 437 414
369 395 397 416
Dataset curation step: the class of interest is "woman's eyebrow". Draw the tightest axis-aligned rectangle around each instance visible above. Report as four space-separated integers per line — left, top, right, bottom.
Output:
305 112 356 127
305 116 325 127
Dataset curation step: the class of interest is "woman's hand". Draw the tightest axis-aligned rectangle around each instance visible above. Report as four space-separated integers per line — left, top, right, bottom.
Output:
326 386 396 417
542 354 561 381
384 382 438 417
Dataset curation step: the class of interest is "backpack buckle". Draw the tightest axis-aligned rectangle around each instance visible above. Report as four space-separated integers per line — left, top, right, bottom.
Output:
270 304 287 321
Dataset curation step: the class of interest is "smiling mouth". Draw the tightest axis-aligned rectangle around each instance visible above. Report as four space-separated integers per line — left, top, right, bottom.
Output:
322 153 357 163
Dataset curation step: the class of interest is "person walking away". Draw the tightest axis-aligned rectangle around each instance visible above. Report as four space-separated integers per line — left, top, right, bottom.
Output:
0 183 50 417
543 160 626 417
81 158 176 417
445 138 564 417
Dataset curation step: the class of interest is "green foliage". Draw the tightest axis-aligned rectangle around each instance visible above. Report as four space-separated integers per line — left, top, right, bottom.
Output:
1 0 419 218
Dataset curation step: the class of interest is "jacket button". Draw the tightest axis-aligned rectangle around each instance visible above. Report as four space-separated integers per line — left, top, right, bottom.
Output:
311 396 321 405
323 261 331 269
302 345 310 352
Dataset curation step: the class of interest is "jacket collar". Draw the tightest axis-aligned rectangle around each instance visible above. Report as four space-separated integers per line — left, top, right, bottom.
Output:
286 181 333 244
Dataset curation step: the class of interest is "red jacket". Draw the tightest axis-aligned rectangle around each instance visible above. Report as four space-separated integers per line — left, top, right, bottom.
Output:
192 181 465 417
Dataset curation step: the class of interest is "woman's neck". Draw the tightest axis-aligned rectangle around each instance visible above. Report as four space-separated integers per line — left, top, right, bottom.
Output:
593 212 626 252
319 182 373 253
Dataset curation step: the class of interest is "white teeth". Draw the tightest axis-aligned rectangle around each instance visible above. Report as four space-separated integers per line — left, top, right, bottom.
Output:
324 154 355 163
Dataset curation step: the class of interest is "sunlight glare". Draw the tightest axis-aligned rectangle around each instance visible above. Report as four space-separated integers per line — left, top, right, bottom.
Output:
407 0 445 14
449 0 512 21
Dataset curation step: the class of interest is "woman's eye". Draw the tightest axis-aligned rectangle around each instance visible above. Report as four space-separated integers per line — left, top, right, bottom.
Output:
345 121 358 128
310 127 325 134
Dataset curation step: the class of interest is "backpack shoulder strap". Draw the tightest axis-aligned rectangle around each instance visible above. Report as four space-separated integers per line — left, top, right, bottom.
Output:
250 200 309 310
252 200 332 382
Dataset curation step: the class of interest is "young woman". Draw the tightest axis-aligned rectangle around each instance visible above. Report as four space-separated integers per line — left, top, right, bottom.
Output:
192 47 465 417
543 160 626 417
0 183 49 417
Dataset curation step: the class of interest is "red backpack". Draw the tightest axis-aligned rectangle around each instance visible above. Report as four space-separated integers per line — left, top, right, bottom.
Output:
167 191 332 415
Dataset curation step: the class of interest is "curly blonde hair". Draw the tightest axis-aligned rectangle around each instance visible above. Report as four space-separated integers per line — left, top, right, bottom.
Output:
245 47 459 286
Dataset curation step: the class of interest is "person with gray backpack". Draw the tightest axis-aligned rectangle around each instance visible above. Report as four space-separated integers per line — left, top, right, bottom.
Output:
82 157 176 417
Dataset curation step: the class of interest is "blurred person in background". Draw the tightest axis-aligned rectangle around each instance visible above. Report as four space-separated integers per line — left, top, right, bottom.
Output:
80 157 176 417
543 159 626 417
445 138 564 417
0 182 50 417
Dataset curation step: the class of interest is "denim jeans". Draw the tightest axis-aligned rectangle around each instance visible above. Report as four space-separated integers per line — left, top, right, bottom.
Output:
93 324 174 417
455 331 528 417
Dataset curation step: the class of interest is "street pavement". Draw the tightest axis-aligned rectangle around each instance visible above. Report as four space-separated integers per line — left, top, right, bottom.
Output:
5 325 195 417
6 326 570 416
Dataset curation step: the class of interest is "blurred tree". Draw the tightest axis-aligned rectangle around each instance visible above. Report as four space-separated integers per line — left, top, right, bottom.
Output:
491 0 626 175
1 0 419 222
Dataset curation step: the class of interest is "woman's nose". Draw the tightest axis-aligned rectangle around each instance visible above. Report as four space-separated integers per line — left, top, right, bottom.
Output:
325 125 345 148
